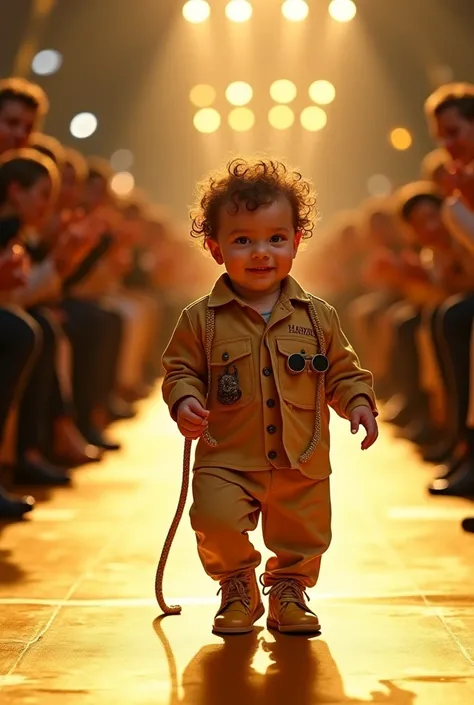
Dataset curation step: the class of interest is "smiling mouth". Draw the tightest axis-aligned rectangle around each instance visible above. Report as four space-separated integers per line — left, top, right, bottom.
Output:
246 267 275 272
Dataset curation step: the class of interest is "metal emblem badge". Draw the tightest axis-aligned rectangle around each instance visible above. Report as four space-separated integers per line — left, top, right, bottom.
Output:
217 365 242 405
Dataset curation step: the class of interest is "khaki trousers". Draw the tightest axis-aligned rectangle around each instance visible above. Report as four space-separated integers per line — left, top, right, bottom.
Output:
190 467 332 587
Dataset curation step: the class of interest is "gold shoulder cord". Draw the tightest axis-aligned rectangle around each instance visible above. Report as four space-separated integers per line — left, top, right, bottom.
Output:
155 296 325 614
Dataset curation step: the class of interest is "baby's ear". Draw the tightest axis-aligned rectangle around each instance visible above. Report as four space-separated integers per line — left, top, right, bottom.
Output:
206 237 224 265
294 231 303 253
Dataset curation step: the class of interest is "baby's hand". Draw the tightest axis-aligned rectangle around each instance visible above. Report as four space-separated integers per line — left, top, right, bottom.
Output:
350 405 378 450
176 396 210 440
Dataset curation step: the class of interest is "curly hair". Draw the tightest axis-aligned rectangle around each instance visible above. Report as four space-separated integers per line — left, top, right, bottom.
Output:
191 157 317 246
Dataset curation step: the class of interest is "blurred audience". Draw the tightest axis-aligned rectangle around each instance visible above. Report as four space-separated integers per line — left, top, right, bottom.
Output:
0 77 209 520
304 82 474 534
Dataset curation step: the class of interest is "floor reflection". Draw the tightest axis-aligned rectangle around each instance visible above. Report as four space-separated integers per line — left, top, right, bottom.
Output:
154 618 416 705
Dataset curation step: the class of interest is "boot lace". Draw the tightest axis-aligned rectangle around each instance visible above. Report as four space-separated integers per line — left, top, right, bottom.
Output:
261 577 309 610
217 571 252 613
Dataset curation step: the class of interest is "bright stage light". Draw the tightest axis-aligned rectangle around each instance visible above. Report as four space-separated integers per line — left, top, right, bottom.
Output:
189 84 216 107
110 172 135 197
70 112 98 139
308 80 336 105
225 0 253 23
182 0 210 24
281 0 309 22
194 108 221 133
269 105 295 130
300 106 327 131
270 80 297 104
228 107 255 131
328 0 357 23
389 127 412 151
225 81 253 106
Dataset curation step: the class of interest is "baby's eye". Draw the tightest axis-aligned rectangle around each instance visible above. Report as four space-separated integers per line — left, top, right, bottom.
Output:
235 236 250 245
270 234 284 242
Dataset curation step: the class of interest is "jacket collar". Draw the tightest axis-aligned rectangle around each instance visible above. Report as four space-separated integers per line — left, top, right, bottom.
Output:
207 273 310 308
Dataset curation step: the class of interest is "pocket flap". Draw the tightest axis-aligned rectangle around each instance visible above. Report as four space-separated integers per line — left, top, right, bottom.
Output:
276 337 317 357
211 337 251 365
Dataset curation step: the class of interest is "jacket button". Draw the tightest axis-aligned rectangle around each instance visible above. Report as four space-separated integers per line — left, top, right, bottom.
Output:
267 425 276 434
268 450 277 460
266 399 275 408
222 352 229 361
263 367 272 377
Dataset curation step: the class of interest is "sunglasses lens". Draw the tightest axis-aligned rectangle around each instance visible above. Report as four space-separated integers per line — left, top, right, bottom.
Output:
312 354 329 373
287 353 306 373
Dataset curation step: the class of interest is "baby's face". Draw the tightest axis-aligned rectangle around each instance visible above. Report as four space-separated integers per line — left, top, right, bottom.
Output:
208 196 300 296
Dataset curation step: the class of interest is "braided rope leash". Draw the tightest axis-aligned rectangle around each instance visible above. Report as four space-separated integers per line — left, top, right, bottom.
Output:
155 307 217 615
155 298 324 613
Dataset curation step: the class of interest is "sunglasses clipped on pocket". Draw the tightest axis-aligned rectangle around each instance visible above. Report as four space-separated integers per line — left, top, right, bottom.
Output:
286 352 329 375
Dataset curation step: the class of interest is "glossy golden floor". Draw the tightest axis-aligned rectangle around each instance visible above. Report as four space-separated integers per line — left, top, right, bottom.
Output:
1 390 474 705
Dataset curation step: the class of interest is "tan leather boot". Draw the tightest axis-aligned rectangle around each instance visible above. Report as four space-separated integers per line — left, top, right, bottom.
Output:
266 579 321 634
213 570 264 635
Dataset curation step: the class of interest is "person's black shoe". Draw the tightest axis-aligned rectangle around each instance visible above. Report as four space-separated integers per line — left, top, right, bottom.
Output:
461 517 474 533
420 440 456 465
428 462 474 498
107 397 137 422
83 427 121 452
0 488 34 520
14 459 71 487
399 420 438 447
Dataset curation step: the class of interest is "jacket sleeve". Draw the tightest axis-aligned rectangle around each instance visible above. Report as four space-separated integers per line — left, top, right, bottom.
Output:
161 308 208 419
324 306 378 419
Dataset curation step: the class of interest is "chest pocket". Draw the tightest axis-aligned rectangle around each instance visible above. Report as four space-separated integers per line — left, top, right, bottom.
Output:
275 336 320 409
210 337 254 410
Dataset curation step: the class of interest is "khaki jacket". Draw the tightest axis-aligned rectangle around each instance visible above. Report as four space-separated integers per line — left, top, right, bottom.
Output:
162 274 377 479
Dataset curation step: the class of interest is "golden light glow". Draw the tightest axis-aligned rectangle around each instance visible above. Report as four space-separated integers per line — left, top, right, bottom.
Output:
270 79 297 104
300 106 327 131
389 127 413 151
193 108 221 133
225 81 253 106
367 174 392 197
225 0 253 23
281 0 309 22
228 107 255 131
182 0 210 24
110 172 135 197
268 105 295 130
189 84 216 107
328 0 357 23
309 80 336 105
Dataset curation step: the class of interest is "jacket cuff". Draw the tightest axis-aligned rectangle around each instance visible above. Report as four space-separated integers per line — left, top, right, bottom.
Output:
167 383 207 421
345 393 378 418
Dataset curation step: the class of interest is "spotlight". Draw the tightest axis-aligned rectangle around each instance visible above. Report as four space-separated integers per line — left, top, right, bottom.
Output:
225 81 253 106
367 174 392 197
110 150 134 172
268 105 295 130
225 0 253 23
328 0 357 23
70 112 98 139
300 106 327 131
228 107 255 131
194 108 221 133
389 127 412 151
31 49 62 76
182 0 211 24
308 80 336 105
281 0 309 22
110 172 135 197
189 84 216 107
270 80 297 104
